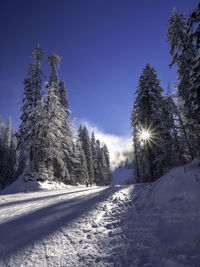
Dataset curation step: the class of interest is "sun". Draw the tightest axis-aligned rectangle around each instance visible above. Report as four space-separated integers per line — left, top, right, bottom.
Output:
140 129 151 142
141 131 150 140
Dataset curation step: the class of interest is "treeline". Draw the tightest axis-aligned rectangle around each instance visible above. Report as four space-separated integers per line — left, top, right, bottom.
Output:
78 127 111 185
131 3 200 183
0 45 111 189
0 117 20 188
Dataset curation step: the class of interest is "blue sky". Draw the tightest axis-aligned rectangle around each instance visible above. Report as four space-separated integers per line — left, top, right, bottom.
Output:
0 0 198 136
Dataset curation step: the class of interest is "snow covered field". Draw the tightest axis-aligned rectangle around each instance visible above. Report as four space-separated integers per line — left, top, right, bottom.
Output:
0 159 200 266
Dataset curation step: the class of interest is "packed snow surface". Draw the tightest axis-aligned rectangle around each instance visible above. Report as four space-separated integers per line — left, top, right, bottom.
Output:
0 159 200 266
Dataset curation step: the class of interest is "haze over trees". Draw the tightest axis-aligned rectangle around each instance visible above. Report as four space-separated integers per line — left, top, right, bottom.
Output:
131 2 200 183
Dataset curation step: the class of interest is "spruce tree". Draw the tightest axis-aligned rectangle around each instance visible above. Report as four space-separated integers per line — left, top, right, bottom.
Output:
36 53 71 181
94 139 111 185
102 144 111 185
164 94 182 163
19 44 45 173
189 54 200 139
0 117 18 188
58 81 70 117
131 64 172 182
167 8 198 158
187 3 200 148
95 139 102 184
167 8 196 109
74 137 89 184
187 2 200 49
25 52 72 182
91 132 98 182
81 126 94 184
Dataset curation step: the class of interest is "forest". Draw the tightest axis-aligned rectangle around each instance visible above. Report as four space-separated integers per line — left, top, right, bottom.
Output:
131 4 200 182
0 2 200 189
0 49 111 189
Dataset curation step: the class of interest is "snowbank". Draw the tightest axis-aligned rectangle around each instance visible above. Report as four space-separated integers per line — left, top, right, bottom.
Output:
1 167 135 194
0 175 78 195
153 157 200 205
121 158 200 266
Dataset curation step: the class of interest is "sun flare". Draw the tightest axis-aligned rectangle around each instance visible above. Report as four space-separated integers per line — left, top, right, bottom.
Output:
140 130 151 141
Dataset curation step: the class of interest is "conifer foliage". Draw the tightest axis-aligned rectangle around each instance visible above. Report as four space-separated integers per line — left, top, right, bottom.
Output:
19 44 45 174
0 117 19 189
78 126 111 185
167 3 200 155
131 64 174 182
131 2 200 183
0 45 111 189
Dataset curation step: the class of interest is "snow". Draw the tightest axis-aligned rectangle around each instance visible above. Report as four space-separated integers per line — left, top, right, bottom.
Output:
0 175 81 195
0 159 200 266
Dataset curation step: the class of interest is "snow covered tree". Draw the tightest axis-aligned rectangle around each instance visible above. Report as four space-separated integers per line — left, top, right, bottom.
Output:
19 51 73 182
101 144 111 185
187 3 200 148
72 136 89 184
167 9 199 159
95 139 102 184
78 127 111 185
132 112 141 183
94 140 111 185
19 44 45 173
80 126 94 184
163 93 183 163
48 53 61 85
91 132 98 181
189 54 200 147
131 64 174 182
187 2 200 49
0 117 18 188
33 53 72 181
167 8 196 114
58 81 70 117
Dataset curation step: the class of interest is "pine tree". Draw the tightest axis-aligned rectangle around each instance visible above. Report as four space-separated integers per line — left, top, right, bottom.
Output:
187 4 200 148
187 2 200 49
189 54 200 147
131 64 172 182
24 52 72 182
131 108 140 182
163 93 182 163
95 139 102 184
35 53 72 181
102 144 111 185
81 126 94 184
94 139 111 185
58 81 70 117
167 8 198 158
73 137 89 184
91 132 98 182
0 117 18 188
167 8 196 110
99 148 107 185
19 44 45 173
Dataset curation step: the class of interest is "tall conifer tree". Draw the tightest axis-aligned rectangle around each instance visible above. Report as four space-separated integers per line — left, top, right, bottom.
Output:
19 44 45 173
131 64 172 182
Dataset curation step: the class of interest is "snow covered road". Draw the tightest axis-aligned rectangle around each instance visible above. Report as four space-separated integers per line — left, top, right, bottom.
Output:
1 159 200 266
0 185 137 267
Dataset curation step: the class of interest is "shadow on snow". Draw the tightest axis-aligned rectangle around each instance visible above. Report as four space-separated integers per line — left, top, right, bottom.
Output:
0 187 103 208
0 186 121 261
